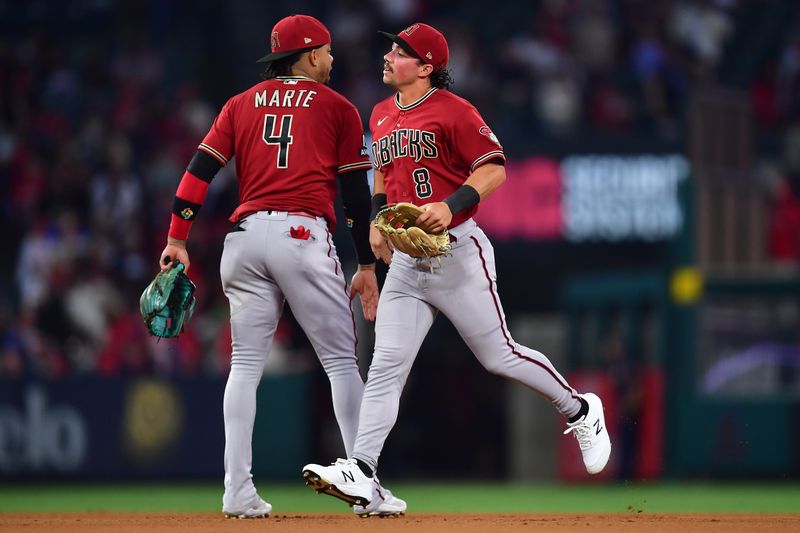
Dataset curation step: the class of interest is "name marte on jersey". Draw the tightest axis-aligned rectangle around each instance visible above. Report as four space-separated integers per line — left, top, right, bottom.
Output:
254 89 317 108
372 129 438 169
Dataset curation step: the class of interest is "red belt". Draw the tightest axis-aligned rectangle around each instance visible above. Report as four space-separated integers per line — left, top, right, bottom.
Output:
237 210 319 223
287 211 317 219
260 210 317 219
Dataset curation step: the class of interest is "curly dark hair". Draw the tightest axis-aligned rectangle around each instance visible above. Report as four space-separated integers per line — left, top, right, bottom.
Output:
260 46 317 80
428 67 454 90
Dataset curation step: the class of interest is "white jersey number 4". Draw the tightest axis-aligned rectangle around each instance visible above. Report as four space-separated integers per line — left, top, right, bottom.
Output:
263 114 294 169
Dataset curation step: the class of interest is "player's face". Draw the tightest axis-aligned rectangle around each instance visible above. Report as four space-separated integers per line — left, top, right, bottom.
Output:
383 44 424 88
317 44 333 84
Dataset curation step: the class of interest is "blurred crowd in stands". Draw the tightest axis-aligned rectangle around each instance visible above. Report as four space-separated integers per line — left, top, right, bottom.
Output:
2 0 800 379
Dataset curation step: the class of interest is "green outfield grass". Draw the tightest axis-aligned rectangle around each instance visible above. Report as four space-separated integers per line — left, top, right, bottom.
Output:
0 483 798 513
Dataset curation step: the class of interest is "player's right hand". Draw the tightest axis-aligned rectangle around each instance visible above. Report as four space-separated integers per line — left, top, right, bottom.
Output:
370 223 393 264
160 238 191 272
417 201 452 233
350 264 379 321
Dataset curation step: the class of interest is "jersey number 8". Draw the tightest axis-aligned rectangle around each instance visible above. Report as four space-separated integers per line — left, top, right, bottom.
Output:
413 168 432 199
263 114 294 169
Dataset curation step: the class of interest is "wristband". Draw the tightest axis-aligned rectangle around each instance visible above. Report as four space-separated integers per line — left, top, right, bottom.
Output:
443 185 480 215
370 193 387 222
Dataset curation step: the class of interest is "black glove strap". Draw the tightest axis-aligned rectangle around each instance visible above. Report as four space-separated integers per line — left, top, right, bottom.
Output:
443 185 480 215
370 193 387 222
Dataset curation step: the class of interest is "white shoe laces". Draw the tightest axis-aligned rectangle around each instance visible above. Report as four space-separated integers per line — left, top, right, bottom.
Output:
564 419 593 451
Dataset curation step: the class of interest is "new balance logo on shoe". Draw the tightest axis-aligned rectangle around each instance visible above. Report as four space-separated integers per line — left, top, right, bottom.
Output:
302 460 377 508
563 393 612 475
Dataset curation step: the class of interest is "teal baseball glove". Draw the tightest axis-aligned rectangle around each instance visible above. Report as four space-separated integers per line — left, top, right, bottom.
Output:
139 263 196 338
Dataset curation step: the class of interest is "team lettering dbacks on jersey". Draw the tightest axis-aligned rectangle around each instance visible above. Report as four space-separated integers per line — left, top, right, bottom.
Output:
369 88 505 228
200 76 371 230
372 129 438 167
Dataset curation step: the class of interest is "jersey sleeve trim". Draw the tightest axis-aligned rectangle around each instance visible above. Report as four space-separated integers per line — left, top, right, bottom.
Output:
198 143 229 165
470 150 505 173
337 161 373 174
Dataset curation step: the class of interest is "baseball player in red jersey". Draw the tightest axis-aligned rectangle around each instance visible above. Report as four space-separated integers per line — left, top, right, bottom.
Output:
302 23 612 510
157 15 403 518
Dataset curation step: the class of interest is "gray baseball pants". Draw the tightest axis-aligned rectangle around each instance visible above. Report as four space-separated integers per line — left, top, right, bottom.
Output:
219 211 363 509
352 219 581 472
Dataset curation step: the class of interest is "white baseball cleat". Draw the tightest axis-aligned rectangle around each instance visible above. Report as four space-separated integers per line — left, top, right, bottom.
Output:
302 458 376 507
222 495 272 519
564 392 612 474
353 480 406 518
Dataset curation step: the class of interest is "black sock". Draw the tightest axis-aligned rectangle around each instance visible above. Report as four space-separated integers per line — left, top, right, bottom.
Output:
568 398 589 423
355 458 373 478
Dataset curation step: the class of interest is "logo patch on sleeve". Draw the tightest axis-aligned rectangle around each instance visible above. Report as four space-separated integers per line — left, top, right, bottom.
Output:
180 208 194 220
479 125 500 145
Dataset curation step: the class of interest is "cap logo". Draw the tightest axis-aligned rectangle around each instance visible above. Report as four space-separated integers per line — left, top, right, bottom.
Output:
304 37 312 43
426 52 433 60
403 23 420 35
271 31 280 50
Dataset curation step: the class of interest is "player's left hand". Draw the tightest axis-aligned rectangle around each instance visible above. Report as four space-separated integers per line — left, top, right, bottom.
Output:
349 264 379 321
417 202 452 233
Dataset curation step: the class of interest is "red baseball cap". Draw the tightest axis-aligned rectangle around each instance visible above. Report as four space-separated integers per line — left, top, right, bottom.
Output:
379 23 449 69
257 14 331 64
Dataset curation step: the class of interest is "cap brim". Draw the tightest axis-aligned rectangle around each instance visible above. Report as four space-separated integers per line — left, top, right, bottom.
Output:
256 45 319 64
256 49 302 64
377 31 423 61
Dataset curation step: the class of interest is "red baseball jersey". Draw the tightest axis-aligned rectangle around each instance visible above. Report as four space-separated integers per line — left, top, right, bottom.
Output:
369 88 505 228
199 75 371 229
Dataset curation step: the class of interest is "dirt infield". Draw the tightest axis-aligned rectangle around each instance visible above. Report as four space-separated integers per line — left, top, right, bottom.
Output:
1 513 797 532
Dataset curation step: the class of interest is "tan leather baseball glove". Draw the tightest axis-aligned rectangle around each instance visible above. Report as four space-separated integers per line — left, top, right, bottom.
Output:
374 202 452 259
